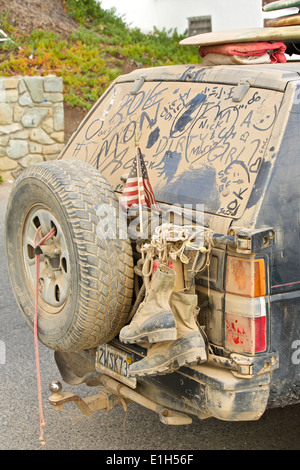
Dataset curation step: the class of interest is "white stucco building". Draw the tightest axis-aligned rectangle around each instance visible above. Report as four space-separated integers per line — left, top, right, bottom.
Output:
99 0 266 35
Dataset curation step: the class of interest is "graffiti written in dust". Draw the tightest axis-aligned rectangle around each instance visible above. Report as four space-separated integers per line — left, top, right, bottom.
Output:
68 79 281 218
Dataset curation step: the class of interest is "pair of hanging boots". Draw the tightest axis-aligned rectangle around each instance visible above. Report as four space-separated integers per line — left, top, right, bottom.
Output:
119 265 207 377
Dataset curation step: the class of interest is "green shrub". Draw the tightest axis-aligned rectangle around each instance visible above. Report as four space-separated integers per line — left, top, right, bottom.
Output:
0 1 199 110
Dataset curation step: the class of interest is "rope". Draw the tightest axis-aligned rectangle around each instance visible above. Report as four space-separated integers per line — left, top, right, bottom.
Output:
33 226 56 447
140 223 214 278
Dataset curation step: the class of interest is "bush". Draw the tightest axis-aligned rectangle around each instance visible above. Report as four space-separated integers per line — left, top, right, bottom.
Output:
0 1 199 110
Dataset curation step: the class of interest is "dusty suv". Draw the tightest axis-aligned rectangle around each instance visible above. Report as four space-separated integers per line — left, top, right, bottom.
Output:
5 60 300 423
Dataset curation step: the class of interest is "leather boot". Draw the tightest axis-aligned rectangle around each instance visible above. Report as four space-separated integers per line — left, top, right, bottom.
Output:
119 265 177 344
128 291 207 376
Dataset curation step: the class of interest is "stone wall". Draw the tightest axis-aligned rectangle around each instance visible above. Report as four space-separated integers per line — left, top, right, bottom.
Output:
0 75 64 181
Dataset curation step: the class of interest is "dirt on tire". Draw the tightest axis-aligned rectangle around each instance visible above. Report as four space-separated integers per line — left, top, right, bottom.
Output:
5 159 134 351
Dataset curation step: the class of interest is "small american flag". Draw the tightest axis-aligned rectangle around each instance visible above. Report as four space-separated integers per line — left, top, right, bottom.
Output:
120 147 160 212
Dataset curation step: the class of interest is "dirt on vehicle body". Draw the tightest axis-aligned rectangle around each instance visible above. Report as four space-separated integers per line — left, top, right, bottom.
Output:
5 59 300 426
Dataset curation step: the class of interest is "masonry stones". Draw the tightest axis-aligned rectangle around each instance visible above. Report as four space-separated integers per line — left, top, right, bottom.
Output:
7 139 29 159
21 108 49 128
0 76 64 180
0 104 13 125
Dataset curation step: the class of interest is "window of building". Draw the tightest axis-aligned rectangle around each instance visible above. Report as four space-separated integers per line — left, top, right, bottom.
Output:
187 16 212 36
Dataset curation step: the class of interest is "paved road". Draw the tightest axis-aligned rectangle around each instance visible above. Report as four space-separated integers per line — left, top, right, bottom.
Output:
0 181 299 451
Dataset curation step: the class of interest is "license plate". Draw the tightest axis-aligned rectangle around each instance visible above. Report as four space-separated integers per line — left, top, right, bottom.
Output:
95 343 137 388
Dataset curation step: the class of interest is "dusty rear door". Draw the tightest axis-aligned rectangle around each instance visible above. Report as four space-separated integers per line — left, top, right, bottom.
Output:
60 65 285 221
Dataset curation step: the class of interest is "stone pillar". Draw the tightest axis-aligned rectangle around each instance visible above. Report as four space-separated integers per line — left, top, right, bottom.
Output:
0 75 64 181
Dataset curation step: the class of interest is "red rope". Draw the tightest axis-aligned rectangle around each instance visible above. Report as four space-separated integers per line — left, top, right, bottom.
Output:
33 226 56 447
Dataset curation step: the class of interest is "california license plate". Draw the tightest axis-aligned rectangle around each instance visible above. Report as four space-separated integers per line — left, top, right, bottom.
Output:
95 343 137 388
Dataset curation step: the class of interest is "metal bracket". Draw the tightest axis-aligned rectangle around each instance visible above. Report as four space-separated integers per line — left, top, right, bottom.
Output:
130 74 147 95
208 351 279 378
213 227 275 254
232 78 253 103
230 352 279 378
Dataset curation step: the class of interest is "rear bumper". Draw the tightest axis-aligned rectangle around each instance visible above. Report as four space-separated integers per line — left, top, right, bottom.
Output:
137 361 270 422
54 341 272 422
105 340 272 422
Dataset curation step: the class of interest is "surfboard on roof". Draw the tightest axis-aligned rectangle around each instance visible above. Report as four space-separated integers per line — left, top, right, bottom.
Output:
262 0 300 12
179 26 300 47
264 0 300 27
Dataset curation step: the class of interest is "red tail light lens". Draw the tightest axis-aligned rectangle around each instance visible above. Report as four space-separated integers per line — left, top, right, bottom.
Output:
225 310 266 354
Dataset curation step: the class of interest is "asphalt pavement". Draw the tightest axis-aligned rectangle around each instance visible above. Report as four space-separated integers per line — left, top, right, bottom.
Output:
0 180 299 451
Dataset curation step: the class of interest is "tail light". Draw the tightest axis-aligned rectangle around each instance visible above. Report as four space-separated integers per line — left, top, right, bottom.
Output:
225 256 267 354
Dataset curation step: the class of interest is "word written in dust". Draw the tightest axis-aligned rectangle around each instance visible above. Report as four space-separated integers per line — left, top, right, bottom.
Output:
68 79 282 219
106 455 140 467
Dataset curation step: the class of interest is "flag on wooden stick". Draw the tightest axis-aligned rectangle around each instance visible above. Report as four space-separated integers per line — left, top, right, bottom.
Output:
120 146 160 214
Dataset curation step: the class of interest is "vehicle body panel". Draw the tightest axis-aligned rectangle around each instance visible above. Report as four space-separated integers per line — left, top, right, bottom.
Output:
58 63 300 419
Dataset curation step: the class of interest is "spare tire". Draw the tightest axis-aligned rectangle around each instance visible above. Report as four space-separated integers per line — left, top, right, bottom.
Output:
5 160 134 351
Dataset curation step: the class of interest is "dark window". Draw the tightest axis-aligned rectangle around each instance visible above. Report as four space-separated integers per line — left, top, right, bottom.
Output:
188 16 212 36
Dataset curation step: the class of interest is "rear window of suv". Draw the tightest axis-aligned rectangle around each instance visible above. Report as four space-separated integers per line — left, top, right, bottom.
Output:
63 80 283 218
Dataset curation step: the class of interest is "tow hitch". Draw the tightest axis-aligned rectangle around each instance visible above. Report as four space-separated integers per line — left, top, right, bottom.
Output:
49 375 192 425
49 380 121 417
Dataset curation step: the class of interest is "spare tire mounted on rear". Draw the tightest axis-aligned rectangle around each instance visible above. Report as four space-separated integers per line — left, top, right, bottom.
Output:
5 160 134 351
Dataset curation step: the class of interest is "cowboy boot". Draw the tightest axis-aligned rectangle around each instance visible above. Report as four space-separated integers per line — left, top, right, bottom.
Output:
119 264 177 344
128 291 207 376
